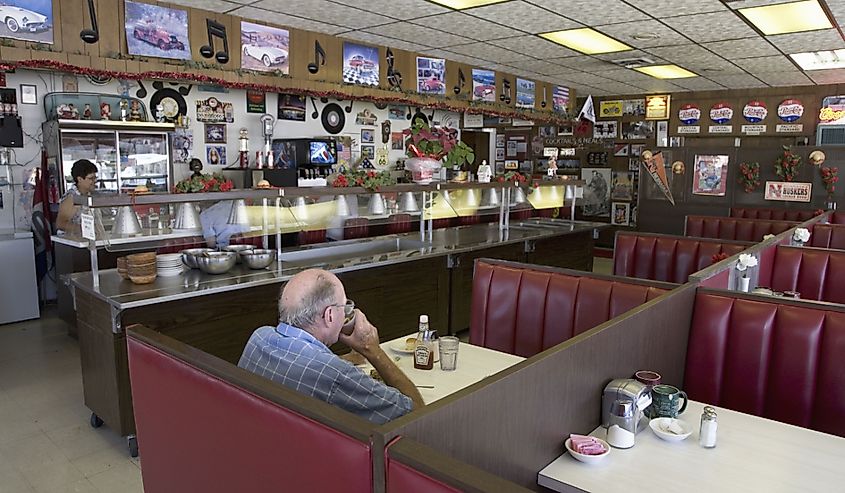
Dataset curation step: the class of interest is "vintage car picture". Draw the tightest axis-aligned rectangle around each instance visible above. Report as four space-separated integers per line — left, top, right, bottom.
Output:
343 42 379 87
125 1 191 60
472 69 496 103
416 57 445 95
241 21 289 74
0 0 53 44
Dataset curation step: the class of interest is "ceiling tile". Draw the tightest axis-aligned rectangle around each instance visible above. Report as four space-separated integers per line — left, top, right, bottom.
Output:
365 23 474 48
331 0 449 20
671 77 726 91
805 69 845 85
623 0 727 18
595 49 663 63
767 29 845 54
446 42 527 62
340 32 431 53
829 2 845 36
631 80 688 93
708 74 767 88
230 6 347 35
590 80 645 94
662 11 757 43
490 36 579 59
506 58 571 75
681 55 745 76
553 72 615 85
733 55 798 74
538 0 650 26
595 68 661 84
164 0 240 12
702 38 780 60
595 20 690 49
252 0 392 30
466 1 581 34
552 56 619 73
754 71 813 87
414 12 523 41
725 0 801 9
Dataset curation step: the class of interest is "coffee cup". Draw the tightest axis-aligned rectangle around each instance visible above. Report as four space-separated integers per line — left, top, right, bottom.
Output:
650 384 688 418
634 370 661 387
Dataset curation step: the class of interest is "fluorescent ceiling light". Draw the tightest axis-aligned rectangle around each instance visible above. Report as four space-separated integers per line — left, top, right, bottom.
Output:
635 65 698 79
540 28 632 55
790 49 845 70
427 0 510 9
739 0 831 35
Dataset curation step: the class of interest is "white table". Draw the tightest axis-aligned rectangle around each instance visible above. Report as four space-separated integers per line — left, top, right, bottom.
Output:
369 336 525 404
538 400 845 493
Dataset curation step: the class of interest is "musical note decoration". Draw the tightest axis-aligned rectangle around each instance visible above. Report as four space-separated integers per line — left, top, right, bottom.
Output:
386 48 402 89
80 0 99 44
200 19 230 64
135 80 147 99
308 41 327 74
541 86 547 108
453 68 466 95
310 97 319 119
499 78 512 105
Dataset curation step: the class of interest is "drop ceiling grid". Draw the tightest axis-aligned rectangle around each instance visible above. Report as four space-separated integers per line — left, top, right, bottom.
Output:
413 12 525 41
251 0 394 30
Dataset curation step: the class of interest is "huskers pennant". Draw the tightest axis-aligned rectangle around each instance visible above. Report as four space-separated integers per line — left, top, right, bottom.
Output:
643 151 675 205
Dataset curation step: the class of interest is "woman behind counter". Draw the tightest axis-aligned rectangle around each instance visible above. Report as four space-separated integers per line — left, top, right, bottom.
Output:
56 159 98 234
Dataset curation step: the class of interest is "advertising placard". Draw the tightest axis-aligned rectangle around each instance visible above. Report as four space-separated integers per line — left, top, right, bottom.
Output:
764 181 812 202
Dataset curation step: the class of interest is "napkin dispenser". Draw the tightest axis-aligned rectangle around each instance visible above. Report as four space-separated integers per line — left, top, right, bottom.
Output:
601 379 652 432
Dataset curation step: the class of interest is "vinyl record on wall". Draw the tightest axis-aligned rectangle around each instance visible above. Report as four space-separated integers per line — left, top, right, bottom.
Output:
374 101 388 110
321 103 346 134
411 109 428 126
150 88 187 123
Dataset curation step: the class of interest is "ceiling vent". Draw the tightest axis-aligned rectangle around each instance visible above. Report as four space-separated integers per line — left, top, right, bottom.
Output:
611 57 655 69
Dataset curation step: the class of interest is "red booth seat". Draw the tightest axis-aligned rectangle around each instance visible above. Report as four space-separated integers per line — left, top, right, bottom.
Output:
830 211 845 225
298 229 327 245
731 207 817 222
685 215 797 242
685 292 845 438
470 260 668 357
770 246 845 303
614 232 751 283
809 223 845 250
126 327 373 493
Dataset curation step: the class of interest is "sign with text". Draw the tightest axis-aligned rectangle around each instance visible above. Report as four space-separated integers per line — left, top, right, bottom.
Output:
645 95 670 120
81 212 95 240
709 125 732 133
776 123 804 133
599 100 623 118
764 181 812 202
677 126 700 134
741 124 767 135
819 95 845 125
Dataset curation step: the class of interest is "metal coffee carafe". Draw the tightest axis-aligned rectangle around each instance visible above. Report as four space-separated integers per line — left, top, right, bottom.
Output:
602 379 652 433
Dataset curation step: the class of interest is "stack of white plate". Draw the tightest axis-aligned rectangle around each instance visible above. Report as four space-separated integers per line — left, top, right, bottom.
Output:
156 253 184 277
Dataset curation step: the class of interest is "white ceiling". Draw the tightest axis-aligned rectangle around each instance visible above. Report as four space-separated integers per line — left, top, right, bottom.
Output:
170 0 845 96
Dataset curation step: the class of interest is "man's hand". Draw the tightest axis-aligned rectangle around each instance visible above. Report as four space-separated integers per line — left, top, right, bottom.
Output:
338 309 380 356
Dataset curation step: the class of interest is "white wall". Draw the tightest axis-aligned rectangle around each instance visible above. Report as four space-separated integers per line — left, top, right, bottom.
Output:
0 68 460 231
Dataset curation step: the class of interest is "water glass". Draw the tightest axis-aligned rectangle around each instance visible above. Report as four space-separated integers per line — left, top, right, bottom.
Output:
438 336 460 371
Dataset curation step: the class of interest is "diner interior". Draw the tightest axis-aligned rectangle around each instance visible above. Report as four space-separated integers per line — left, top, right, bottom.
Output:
1 0 845 491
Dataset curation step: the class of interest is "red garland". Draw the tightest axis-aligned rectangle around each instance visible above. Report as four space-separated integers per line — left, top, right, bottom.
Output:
3 59 571 125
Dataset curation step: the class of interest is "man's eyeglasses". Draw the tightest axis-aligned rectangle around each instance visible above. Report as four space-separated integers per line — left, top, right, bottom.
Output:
328 299 355 324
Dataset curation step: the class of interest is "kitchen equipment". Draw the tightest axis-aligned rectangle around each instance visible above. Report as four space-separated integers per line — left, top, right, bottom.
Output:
155 253 184 277
607 399 637 448
511 187 526 205
240 248 276 269
399 192 419 212
113 206 142 236
173 202 201 231
483 188 500 207
223 244 254 262
181 248 214 268
368 193 386 215
335 195 350 217
602 379 652 433
195 251 237 274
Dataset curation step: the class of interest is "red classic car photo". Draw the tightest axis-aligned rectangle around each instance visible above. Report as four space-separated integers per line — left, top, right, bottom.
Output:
420 77 444 93
132 24 185 51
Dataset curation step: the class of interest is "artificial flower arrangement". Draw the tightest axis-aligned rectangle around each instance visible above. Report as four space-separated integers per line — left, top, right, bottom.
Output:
330 167 396 192
737 161 760 193
774 146 802 182
174 172 234 193
711 252 730 264
793 227 811 244
762 234 776 241
497 171 530 183
820 165 839 195
736 253 759 279
403 119 475 169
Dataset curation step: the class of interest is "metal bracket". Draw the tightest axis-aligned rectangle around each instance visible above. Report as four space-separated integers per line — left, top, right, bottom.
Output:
524 240 536 253
447 254 460 269
110 305 122 334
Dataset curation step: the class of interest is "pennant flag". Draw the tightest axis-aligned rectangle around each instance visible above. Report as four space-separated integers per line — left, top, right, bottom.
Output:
643 151 675 205
578 95 596 123
31 153 53 283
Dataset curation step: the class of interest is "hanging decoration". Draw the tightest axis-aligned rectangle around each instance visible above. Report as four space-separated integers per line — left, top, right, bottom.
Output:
641 150 675 205
774 146 802 182
737 161 760 193
820 165 838 196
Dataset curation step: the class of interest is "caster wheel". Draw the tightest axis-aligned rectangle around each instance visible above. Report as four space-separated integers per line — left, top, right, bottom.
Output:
127 436 139 458
90 413 103 428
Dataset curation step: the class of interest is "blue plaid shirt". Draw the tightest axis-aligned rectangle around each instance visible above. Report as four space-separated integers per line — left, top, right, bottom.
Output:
238 323 413 424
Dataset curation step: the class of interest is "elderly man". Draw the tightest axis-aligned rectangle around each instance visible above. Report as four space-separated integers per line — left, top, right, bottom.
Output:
238 269 424 424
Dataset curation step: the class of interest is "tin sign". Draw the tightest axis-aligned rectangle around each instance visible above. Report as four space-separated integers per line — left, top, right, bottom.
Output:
710 103 733 124
777 99 803 122
677 126 700 134
765 181 811 202
818 95 845 125
742 101 767 123
678 104 701 125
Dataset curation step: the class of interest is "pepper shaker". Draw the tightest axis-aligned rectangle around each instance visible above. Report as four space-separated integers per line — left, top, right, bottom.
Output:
699 406 718 448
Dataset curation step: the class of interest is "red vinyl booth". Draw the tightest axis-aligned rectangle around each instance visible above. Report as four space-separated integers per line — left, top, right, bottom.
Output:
470 259 669 357
298 229 327 245
730 207 817 222
386 213 413 235
685 292 845 438
769 246 845 303
685 215 797 242
614 232 752 283
343 217 371 239
809 223 845 250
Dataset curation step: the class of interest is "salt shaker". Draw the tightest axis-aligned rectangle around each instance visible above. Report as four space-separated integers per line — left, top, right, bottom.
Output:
699 406 718 448
606 399 636 449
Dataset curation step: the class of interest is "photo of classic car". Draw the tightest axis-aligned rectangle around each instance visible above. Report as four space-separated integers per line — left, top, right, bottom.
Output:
132 24 184 51
348 54 375 73
243 43 288 68
0 0 53 43
124 0 191 60
0 4 48 33
343 42 380 87
419 76 444 93
474 84 495 98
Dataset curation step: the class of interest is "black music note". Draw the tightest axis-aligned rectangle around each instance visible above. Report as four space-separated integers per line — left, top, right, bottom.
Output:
500 79 512 104
307 41 326 74
386 48 402 89
135 80 147 99
453 68 465 95
541 86 547 108
200 19 229 64
80 0 99 44
310 97 319 119
344 100 353 113
406 106 412 120
179 84 193 97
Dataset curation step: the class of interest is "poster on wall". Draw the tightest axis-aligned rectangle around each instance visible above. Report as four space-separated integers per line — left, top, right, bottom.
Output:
622 121 655 140
241 21 290 74
343 42 380 87
516 78 535 109
593 121 618 139
0 0 53 44
599 100 623 118
611 202 630 226
206 145 226 166
623 99 645 116
417 57 446 95
196 97 234 123
391 132 404 151
125 1 191 60
246 90 266 113
581 167 611 217
277 94 306 121
692 154 729 196
553 86 570 114
172 129 193 163
764 181 812 202
472 69 496 102
611 171 634 200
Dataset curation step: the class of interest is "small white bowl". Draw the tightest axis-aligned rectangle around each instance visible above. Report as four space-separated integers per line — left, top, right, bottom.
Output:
649 417 693 442
565 437 610 464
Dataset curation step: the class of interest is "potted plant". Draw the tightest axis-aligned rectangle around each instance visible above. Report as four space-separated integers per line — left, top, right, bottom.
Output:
820 165 838 209
403 120 474 184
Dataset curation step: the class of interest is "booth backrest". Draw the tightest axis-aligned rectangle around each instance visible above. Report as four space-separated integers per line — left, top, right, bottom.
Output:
830 211 845 225
386 214 412 235
299 229 327 245
343 217 371 239
470 260 668 357
770 246 845 303
685 215 797 242
126 327 373 493
809 223 845 250
614 232 751 283
685 292 845 438
730 207 817 222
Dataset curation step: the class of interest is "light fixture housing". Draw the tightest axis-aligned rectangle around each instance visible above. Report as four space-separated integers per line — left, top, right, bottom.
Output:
540 28 633 55
427 0 509 9
635 64 698 79
790 49 845 70
738 0 832 35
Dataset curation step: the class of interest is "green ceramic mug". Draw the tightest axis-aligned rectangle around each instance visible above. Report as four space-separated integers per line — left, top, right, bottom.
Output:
650 384 688 418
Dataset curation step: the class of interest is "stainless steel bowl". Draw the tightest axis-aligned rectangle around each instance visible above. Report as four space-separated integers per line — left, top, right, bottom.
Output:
181 248 215 269
195 251 237 275
240 249 276 269
223 244 255 263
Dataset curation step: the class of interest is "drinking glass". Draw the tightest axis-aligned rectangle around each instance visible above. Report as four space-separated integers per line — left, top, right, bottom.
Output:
438 336 459 371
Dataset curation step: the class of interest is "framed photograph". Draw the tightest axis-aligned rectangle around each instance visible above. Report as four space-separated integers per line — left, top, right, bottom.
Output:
241 21 290 74
417 56 446 95
361 128 375 143
622 121 655 140
343 42 379 87
581 168 612 217
391 132 404 151
623 99 645 116
495 148 505 160
516 78 535 109
538 126 556 139
593 121 618 139
204 124 226 144
559 159 580 170
613 143 629 157
206 145 226 166
693 154 729 196
125 1 191 60
630 144 645 157
361 145 375 160
669 136 685 147
246 90 266 113
20 84 37 105
0 0 54 44
388 106 405 120
628 158 640 171
495 161 505 174
656 120 669 147
496 134 506 148
611 202 630 226
472 69 496 102
277 94 305 121
611 171 634 201
558 122 574 136
504 160 519 170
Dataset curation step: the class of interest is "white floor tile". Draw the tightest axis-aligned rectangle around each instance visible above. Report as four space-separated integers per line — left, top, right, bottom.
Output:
70 444 129 478
87 461 144 493
17 460 85 493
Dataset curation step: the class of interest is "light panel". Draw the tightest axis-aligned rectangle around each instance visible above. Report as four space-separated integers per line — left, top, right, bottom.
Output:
790 49 845 70
635 65 698 79
738 0 831 35
427 0 510 9
540 28 632 55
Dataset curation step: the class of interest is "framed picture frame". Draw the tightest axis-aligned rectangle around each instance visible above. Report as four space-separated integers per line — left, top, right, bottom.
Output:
20 84 37 105
611 202 630 226
204 124 226 144
361 128 375 143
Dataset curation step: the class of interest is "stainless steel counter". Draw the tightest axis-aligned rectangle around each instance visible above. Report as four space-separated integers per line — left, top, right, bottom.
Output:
70 219 606 310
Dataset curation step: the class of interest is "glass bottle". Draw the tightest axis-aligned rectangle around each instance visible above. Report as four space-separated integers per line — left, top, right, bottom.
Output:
413 315 434 370
606 399 637 449
699 406 718 448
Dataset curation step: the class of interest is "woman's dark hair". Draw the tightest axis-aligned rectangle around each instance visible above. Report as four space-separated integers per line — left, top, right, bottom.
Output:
70 159 98 186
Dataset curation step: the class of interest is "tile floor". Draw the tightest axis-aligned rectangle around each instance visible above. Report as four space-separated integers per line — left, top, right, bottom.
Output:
0 307 143 493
